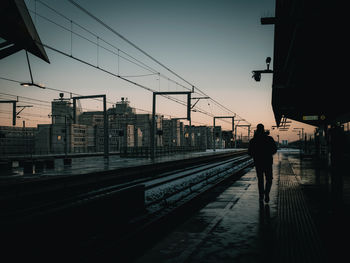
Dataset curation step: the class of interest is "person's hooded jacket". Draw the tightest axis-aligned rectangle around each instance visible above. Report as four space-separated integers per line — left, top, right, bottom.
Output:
248 132 277 168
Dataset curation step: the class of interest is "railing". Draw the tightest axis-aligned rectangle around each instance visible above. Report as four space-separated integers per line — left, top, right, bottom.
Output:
120 146 206 157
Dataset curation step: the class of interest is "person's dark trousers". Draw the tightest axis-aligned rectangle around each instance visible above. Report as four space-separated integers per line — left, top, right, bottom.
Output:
256 165 273 201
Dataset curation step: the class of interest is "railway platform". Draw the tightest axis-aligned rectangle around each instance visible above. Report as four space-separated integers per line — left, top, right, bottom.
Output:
133 150 350 263
0 149 243 179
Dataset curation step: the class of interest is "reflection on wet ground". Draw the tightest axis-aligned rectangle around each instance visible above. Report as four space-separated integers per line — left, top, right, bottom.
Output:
135 151 350 263
135 155 279 263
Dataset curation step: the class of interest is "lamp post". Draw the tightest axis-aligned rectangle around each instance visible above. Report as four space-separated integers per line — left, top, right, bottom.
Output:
20 51 46 89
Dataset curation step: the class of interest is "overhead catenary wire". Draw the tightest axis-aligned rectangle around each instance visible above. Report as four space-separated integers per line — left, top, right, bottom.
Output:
39 43 217 118
27 1 238 122
28 9 158 76
3 1 250 130
67 0 195 90
0 89 186 124
0 77 236 130
0 85 238 129
66 0 250 124
34 0 193 92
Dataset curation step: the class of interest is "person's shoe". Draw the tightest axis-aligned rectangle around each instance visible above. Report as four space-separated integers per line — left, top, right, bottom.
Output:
264 194 270 203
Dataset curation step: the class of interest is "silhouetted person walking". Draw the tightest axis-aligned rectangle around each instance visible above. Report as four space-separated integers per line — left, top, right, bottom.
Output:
248 124 277 203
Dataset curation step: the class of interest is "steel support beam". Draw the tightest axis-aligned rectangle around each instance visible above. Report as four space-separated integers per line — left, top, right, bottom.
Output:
0 100 17 125
234 124 251 148
151 91 192 159
72 94 109 158
213 116 235 152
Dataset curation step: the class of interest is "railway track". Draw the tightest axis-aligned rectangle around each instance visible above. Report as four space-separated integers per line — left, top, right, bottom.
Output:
1 150 253 261
91 154 254 261
145 155 252 213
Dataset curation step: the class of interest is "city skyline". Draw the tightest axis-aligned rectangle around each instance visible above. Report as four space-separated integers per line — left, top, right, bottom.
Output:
0 0 315 142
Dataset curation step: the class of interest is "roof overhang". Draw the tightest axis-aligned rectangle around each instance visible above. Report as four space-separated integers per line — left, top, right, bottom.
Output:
269 0 346 127
0 0 49 63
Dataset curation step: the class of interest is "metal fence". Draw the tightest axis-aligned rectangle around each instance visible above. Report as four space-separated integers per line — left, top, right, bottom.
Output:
120 146 206 158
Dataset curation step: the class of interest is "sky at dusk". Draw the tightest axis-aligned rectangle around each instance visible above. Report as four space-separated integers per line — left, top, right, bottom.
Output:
0 0 315 142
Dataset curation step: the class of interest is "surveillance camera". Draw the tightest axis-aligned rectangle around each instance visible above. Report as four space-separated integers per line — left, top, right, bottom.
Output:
252 71 261 81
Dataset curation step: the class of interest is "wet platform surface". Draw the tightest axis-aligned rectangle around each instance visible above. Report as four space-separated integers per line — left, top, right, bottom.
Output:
134 150 350 263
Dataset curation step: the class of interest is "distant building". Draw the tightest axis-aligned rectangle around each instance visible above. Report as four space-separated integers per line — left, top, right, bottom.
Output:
108 97 136 116
184 125 194 147
38 123 89 154
35 124 51 154
191 126 210 150
70 124 89 153
78 111 104 127
34 94 89 154
106 98 137 151
222 130 235 148
179 122 185 146
162 119 181 147
51 97 73 125
31 95 225 155
96 123 135 152
108 98 163 149
0 126 36 156
212 126 224 149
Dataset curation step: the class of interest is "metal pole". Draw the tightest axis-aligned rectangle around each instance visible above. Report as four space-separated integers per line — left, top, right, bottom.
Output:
232 117 235 147
151 93 156 159
232 117 234 134
103 95 109 158
25 51 34 84
187 93 191 121
234 125 237 148
188 93 192 149
248 126 250 141
12 101 16 126
213 117 216 152
302 128 305 154
189 120 192 147
65 115 67 157
73 98 76 123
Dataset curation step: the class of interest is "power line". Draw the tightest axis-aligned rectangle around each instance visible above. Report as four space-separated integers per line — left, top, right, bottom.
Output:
33 1 193 92
0 75 231 128
3 2 249 128
66 0 250 125
28 1 241 123
67 0 195 90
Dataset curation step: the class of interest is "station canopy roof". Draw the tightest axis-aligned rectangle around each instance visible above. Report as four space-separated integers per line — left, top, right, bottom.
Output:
0 0 49 63
268 0 347 127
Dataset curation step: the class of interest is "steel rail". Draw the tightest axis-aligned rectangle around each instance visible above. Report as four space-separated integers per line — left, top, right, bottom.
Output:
145 156 252 210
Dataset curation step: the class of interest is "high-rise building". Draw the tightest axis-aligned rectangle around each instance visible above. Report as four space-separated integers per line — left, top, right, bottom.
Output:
51 96 72 125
